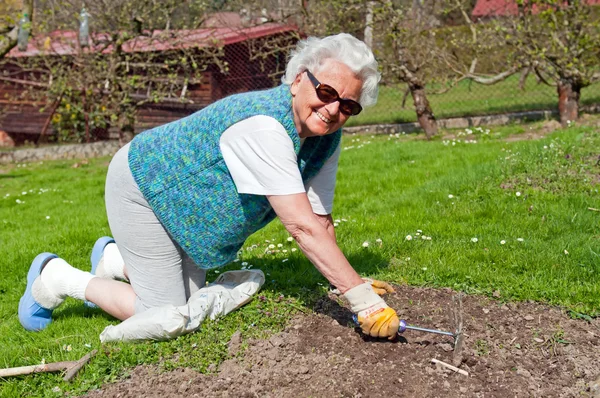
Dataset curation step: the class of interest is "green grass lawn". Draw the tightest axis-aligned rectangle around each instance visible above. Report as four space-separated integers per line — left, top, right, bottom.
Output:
347 75 600 126
1 122 599 396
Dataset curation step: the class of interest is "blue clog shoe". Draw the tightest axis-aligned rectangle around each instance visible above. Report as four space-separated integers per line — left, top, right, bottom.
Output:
18 253 59 331
84 236 115 308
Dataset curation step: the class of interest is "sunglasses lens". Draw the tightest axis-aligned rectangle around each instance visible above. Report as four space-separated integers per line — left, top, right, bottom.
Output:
313 79 362 116
340 101 362 116
316 85 339 103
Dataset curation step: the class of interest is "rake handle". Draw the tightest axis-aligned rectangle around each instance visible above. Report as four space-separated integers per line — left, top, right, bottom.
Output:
0 361 76 378
0 349 97 381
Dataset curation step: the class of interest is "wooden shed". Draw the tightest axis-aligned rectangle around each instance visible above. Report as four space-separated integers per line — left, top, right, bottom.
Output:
0 23 298 144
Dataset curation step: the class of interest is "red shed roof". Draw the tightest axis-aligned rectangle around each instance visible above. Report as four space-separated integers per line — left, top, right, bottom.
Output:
472 0 600 19
8 23 297 58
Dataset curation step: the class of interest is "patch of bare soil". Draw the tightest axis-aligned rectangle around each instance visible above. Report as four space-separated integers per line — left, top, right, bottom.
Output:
83 287 600 398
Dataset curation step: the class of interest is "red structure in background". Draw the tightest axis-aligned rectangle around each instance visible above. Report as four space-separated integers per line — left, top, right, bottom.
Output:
472 0 600 19
0 23 298 145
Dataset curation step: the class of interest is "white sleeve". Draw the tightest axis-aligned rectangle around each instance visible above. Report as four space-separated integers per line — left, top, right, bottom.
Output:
305 141 341 215
219 115 306 195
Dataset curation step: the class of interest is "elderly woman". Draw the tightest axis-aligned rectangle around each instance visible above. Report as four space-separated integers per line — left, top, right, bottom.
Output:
19 33 399 339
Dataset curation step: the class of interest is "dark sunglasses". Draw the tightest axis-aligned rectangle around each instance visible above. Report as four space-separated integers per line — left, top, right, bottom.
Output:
305 70 362 116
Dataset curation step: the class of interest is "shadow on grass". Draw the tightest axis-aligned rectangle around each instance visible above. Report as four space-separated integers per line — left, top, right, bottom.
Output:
240 249 391 307
0 173 22 179
240 249 389 290
48 250 391 325
52 302 119 323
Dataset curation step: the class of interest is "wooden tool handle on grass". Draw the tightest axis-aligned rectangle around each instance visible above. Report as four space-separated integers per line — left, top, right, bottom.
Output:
0 361 76 378
64 349 98 381
0 349 98 381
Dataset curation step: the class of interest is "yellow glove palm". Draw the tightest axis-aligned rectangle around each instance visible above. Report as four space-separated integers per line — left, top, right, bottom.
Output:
357 305 400 340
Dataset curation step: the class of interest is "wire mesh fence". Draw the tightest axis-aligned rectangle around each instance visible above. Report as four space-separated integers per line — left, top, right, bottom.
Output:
348 77 600 127
2 24 599 145
218 37 600 128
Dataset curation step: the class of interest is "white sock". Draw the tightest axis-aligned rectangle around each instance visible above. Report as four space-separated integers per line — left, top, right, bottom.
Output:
96 243 127 281
32 258 95 308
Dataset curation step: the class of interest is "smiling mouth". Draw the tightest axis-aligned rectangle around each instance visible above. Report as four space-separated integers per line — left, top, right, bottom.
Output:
315 110 332 124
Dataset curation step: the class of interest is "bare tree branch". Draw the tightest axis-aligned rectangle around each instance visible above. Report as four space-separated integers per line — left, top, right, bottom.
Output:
465 68 520 85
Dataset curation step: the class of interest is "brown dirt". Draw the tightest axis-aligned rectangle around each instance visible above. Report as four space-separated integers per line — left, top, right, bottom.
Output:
83 286 600 398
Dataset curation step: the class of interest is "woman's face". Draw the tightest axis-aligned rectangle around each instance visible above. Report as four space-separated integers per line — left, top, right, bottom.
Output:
290 59 363 138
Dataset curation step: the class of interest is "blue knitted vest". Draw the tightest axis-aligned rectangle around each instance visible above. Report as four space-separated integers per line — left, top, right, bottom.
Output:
128 84 341 269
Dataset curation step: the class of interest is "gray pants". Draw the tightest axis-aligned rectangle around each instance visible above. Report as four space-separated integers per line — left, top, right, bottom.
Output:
105 143 206 314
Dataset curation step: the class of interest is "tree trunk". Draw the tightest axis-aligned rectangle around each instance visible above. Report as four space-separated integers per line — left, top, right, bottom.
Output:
117 112 135 145
409 83 438 139
81 89 90 143
36 92 64 146
557 79 580 127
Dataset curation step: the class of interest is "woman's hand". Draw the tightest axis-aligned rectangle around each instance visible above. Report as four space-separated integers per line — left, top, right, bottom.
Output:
362 277 395 295
357 305 400 340
344 282 399 340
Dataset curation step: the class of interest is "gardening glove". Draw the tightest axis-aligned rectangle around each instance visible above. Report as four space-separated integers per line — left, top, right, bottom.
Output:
344 282 400 340
329 278 395 296
361 277 395 295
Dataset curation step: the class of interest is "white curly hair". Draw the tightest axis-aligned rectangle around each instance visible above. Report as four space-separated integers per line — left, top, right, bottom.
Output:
282 33 380 108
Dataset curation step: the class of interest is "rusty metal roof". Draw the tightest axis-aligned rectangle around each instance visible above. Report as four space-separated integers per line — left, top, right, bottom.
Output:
8 23 297 58
472 0 600 18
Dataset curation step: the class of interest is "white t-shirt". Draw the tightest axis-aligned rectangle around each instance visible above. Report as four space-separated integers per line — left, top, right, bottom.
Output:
219 115 340 215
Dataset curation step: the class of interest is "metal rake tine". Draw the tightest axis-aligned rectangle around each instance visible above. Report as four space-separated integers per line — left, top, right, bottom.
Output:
452 293 464 336
451 293 465 356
